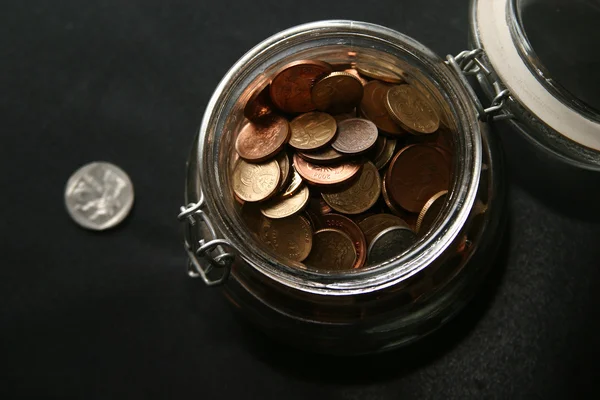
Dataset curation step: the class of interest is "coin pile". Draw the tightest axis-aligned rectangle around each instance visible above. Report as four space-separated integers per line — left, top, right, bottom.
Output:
233 59 453 271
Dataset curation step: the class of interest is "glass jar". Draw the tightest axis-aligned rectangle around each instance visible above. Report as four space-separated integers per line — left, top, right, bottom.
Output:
179 0 599 355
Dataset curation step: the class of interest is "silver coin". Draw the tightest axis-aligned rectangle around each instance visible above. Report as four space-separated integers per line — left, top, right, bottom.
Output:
367 226 417 265
64 162 134 230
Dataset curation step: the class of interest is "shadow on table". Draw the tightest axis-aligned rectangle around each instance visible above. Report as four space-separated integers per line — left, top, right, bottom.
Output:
235 223 512 384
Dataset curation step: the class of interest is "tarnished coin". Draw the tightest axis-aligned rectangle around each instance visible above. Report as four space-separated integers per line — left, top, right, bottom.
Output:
311 71 364 114
297 146 345 165
318 213 367 269
259 214 313 262
368 226 417 265
386 144 450 213
331 118 378 155
360 81 405 135
232 159 280 202
269 60 333 113
281 169 303 198
381 174 418 230
293 153 361 187
275 151 291 192
235 114 290 162
355 64 404 84
373 138 396 170
416 190 448 234
65 162 134 231
358 213 410 247
244 80 273 121
260 185 310 219
304 228 357 271
385 85 440 134
322 161 381 215
289 112 337 151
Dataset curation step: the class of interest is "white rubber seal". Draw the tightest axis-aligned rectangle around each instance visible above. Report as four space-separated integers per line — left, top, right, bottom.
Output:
476 0 600 151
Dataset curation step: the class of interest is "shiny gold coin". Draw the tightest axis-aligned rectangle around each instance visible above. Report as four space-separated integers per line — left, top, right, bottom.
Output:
360 81 405 135
373 138 397 170
358 213 410 247
289 112 337 151
259 214 313 262
260 185 310 219
385 85 440 134
355 64 404 84
312 71 364 114
322 161 381 215
297 146 345 165
304 228 357 271
275 151 291 193
416 190 448 234
281 169 303 198
232 159 280 202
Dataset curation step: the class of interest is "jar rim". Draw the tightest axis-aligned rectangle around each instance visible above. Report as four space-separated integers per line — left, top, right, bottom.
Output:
196 20 482 295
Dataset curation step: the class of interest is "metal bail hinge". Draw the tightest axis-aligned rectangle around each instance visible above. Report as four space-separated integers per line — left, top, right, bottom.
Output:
445 49 514 122
177 192 237 287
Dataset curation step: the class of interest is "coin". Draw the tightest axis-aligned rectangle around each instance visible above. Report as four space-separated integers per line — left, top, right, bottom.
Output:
269 60 333 113
385 85 440 134
289 112 337 151
304 228 357 271
64 162 134 231
259 214 313 262
373 138 396 170
386 144 450 213
311 71 364 114
260 185 310 219
297 146 345 165
355 64 403 84
416 190 448 234
381 174 418 229
344 69 368 86
358 213 410 247
235 114 290 162
232 159 280 202
244 81 273 121
281 169 303 198
322 161 381 215
275 151 291 192
318 213 367 269
360 81 405 135
368 226 417 265
293 153 361 187
331 118 378 155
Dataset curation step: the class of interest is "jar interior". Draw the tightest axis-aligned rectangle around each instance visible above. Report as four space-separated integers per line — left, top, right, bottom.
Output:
220 43 466 274
513 0 600 119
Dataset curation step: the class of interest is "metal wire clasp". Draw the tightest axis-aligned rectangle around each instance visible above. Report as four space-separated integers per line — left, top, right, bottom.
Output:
446 49 514 122
178 191 236 286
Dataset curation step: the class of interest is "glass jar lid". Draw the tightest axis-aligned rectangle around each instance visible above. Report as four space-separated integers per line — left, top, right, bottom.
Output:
471 0 600 170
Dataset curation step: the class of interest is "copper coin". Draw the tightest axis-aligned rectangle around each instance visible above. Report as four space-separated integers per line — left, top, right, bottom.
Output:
304 228 357 271
232 159 280 202
360 81 405 135
416 190 448 234
293 153 361 187
331 118 378 154
322 161 381 215
385 85 440 134
260 185 310 219
355 64 403 84
269 60 333 114
368 226 417 265
289 112 337 151
297 146 345 165
318 213 367 269
386 144 450 213
344 69 368 86
275 151 291 192
244 80 273 121
381 174 418 230
259 214 313 262
235 114 290 162
311 71 364 114
358 213 410 247
373 138 397 170
281 169 303 198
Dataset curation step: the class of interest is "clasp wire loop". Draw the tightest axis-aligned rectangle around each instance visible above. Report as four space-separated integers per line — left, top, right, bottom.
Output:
178 192 236 287
445 49 514 122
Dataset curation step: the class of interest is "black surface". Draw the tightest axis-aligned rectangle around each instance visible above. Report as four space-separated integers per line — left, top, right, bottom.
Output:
2 0 600 398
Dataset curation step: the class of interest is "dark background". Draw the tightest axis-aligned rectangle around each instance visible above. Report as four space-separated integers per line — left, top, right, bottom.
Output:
2 0 600 398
